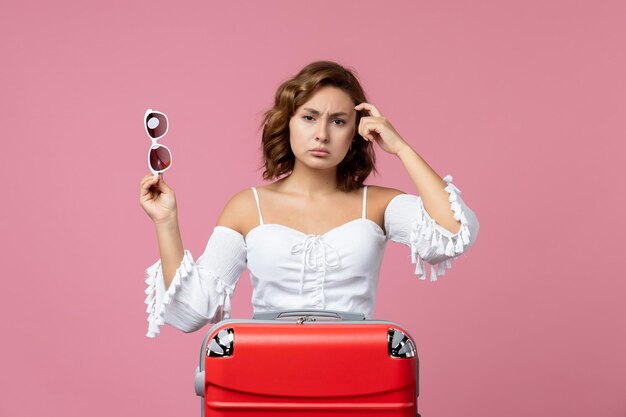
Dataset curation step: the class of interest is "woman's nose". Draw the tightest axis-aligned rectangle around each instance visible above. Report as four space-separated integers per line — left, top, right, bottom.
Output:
315 124 329 142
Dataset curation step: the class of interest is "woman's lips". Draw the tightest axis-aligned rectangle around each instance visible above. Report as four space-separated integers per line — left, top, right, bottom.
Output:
309 149 330 157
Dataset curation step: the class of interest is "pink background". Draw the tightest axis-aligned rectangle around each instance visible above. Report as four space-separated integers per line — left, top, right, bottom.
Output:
1 0 625 416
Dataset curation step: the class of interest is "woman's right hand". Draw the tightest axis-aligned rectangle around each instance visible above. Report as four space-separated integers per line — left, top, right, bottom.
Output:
139 173 178 224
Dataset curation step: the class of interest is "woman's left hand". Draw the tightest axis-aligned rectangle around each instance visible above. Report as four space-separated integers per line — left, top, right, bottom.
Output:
354 102 410 155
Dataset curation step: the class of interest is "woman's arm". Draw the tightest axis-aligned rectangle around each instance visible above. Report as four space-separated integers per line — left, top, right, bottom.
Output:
139 173 185 290
154 217 185 290
394 147 461 233
140 174 253 337
354 102 461 234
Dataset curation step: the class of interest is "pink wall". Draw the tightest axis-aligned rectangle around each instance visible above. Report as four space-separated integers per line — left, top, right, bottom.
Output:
2 0 625 416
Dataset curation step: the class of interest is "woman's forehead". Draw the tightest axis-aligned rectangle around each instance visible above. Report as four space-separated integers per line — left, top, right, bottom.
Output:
300 87 354 113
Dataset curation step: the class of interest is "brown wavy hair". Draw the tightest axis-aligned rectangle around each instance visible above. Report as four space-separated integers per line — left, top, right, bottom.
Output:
259 60 377 192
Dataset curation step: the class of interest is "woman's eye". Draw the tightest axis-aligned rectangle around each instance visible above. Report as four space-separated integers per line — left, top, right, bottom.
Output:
302 115 345 125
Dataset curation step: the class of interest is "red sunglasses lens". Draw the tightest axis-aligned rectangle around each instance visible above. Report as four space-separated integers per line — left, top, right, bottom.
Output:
150 146 171 172
146 112 168 139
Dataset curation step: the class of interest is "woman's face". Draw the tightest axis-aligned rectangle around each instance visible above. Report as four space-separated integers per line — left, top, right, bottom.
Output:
288 86 357 171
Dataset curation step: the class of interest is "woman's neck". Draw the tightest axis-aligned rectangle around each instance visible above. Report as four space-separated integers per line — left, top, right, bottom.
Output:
277 163 338 196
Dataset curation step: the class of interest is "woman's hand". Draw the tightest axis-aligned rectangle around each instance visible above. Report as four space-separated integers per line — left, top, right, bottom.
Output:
139 173 178 224
354 102 411 156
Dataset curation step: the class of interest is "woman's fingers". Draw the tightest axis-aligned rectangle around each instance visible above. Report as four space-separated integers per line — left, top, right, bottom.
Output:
140 173 157 186
358 119 368 141
139 173 177 222
358 117 380 141
355 102 384 141
156 174 175 195
140 174 160 199
140 173 175 202
140 173 158 191
354 102 382 117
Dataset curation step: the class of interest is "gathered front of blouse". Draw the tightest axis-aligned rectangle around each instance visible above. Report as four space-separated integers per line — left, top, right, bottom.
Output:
144 175 479 338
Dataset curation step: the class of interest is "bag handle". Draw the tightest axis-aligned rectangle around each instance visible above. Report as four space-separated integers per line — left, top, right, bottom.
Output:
253 309 366 321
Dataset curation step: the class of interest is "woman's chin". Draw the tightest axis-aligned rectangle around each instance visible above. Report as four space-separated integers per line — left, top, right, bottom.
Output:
297 159 339 171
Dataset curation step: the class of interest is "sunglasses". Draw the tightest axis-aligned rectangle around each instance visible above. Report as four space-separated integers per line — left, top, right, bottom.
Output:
144 109 172 176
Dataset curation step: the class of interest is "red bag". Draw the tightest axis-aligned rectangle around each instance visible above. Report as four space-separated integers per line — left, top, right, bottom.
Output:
194 310 420 416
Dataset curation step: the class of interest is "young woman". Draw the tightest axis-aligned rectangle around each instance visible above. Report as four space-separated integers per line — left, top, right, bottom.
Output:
139 61 479 338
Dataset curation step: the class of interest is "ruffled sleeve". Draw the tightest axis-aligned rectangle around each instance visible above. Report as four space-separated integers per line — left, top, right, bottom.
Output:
144 226 247 338
384 175 479 282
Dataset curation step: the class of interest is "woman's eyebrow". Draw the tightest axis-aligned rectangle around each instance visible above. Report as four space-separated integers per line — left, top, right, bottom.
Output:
302 107 349 117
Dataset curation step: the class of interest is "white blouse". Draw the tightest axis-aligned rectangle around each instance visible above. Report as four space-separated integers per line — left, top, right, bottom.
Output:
144 175 479 338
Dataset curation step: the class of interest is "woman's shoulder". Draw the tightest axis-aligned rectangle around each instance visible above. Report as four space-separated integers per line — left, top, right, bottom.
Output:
215 187 260 236
362 185 406 228
365 184 406 209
